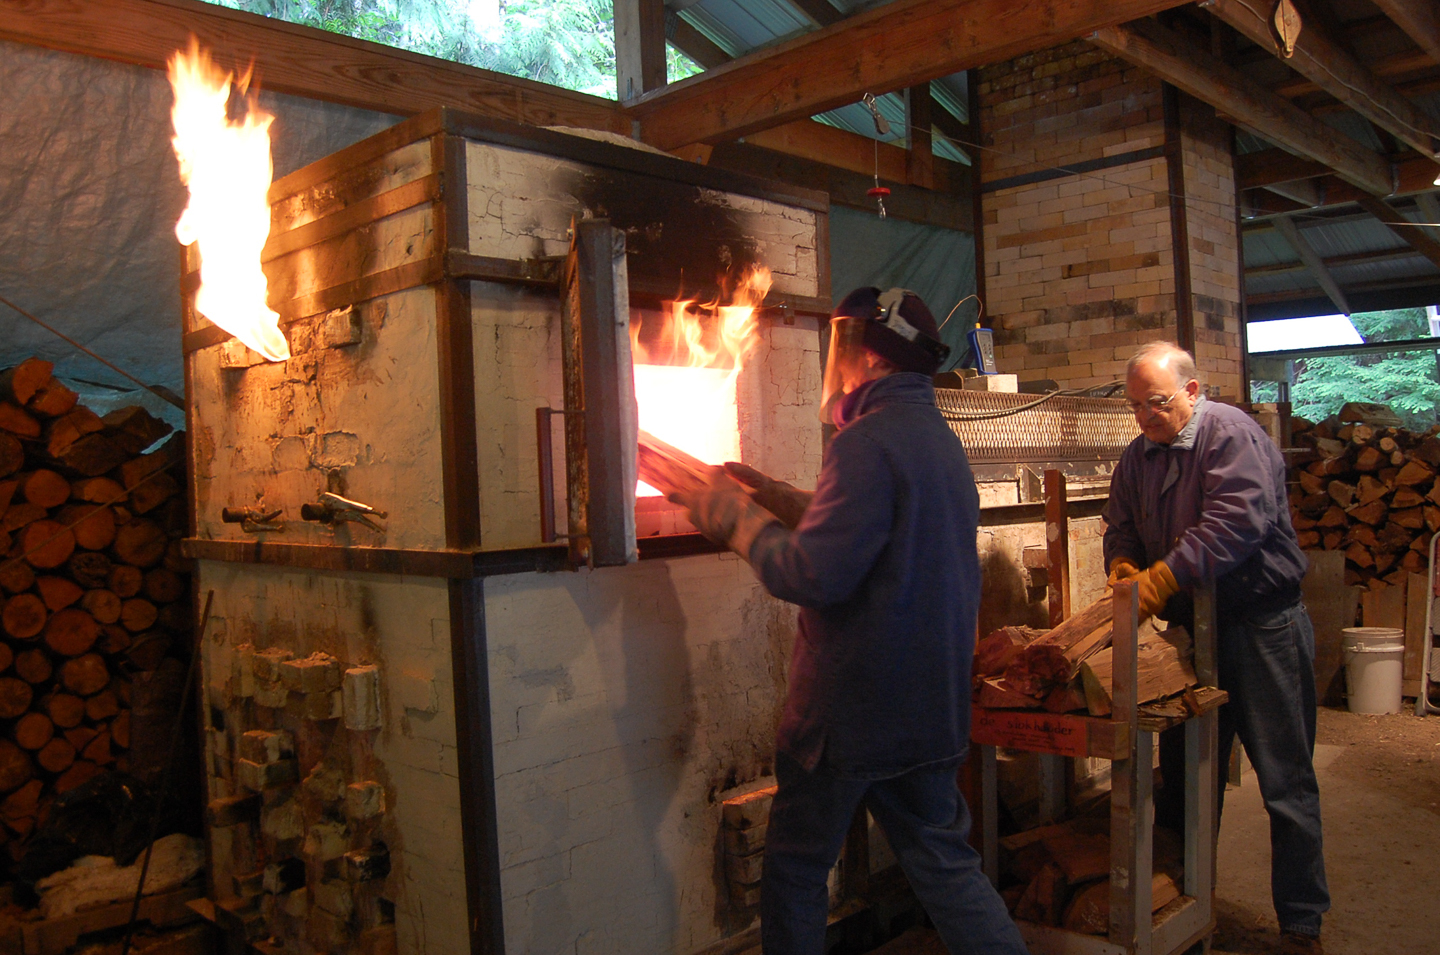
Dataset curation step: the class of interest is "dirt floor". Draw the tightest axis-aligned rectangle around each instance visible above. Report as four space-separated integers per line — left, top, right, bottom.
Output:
868 705 1440 955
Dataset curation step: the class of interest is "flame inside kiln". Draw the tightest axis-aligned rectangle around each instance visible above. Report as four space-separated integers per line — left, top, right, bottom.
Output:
168 39 290 363
631 268 772 497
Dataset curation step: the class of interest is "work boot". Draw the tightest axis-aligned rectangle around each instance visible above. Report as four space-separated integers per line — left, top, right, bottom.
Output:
1277 930 1323 954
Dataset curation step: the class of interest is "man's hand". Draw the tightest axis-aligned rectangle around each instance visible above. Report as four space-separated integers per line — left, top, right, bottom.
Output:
668 468 782 561
1130 560 1179 621
1107 556 1141 587
723 462 814 530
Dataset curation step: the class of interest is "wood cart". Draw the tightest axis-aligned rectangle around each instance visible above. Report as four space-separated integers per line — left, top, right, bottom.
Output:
970 473 1225 955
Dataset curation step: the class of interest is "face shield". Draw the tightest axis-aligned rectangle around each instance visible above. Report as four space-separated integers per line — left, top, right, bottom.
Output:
819 316 872 423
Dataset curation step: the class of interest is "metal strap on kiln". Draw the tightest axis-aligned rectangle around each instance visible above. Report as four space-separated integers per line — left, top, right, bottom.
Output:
934 388 1138 465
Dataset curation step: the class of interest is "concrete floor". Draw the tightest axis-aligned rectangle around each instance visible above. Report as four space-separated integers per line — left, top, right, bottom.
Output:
868 706 1440 955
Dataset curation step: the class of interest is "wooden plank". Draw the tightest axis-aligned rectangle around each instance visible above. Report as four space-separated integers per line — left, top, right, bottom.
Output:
0 0 623 132
625 0 1194 150
905 83 934 189
22 885 202 954
614 0 667 101
740 119 967 194
1305 550 1359 706
1405 571 1428 693
1090 19 1393 197
1107 581 1149 951
1362 579 1408 630
970 707 1127 760
1237 151 1440 203
1209 0 1440 163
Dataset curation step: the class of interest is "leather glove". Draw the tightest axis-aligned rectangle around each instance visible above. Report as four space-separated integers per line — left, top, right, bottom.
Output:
1107 556 1141 587
668 468 782 561
1129 560 1179 622
723 461 814 530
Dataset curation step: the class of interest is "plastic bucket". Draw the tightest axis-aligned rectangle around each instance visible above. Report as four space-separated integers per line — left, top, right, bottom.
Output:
1341 627 1405 714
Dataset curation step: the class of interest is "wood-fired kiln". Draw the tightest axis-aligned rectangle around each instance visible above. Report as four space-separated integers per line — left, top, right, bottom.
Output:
180 108 830 955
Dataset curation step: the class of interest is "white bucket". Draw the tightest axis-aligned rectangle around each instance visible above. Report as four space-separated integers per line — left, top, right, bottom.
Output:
1341 627 1405 714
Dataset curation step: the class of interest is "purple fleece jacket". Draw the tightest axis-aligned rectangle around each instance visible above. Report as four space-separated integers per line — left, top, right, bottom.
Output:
746 373 981 778
1103 396 1308 611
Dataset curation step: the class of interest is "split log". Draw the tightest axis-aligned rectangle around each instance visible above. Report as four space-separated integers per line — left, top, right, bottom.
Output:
0 742 33 794
0 402 41 439
53 433 128 477
1391 486 1426 509
974 628 1028 681
1042 829 1111 884
1402 551 1427 573
1351 424 1376 445
46 694 84 729
0 360 53 407
71 477 125 505
1345 542 1374 569
142 568 185 604
1327 480 1355 507
1043 679 1088 713
1321 530 1343 550
116 440 181 491
111 709 130 749
13 650 51 685
1296 530 1320 549
1346 500 1388 525
46 407 104 458
54 759 99 795
20 519 75 569
976 678 1044 709
26 380 77 417
67 551 112 589
0 679 33 719
1393 507 1425 530
1318 506 1349 527
1080 627 1197 717
13 713 53 752
636 429 714 496
1062 872 1182 935
0 437 20 480
96 624 130 654
81 729 111 766
1347 524 1380 549
111 519 167 568
80 589 121 625
62 726 94 752
59 654 108 696
1426 507 1440 533
0 553 35 594
43 607 99 656
100 406 172 455
2 593 46 639
1298 471 1325 495
2 502 46 533
1354 446 1384 472
1396 460 1434 486
128 473 178 515
1414 436 1440 468
36 738 75 774
119 598 157 633
36 575 82 611
0 644 11 673
1312 437 1346 458
1013 862 1068 926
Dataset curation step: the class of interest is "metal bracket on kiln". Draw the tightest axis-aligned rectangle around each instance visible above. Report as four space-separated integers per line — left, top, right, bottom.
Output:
300 492 389 532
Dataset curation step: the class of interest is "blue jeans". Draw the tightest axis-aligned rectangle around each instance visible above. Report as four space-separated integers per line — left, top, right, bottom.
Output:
1157 598 1330 937
761 752 1027 955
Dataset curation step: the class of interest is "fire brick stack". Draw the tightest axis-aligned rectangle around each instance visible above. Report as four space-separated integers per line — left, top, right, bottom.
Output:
207 648 394 952
0 357 188 867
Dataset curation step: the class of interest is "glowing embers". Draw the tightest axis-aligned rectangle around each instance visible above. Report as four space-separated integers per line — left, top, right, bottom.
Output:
630 268 771 497
168 38 289 362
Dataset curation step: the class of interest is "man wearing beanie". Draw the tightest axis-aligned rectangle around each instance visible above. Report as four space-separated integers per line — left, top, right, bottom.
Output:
672 288 1026 954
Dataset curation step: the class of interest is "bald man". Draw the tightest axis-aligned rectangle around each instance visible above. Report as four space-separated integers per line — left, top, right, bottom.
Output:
1103 342 1329 954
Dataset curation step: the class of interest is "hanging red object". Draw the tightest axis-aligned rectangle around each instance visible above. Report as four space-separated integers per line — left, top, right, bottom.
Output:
867 186 891 198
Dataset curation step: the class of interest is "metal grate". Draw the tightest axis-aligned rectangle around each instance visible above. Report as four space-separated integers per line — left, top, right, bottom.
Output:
934 389 1139 465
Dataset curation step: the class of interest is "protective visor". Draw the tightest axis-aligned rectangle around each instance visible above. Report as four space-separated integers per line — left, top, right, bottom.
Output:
819 316 872 423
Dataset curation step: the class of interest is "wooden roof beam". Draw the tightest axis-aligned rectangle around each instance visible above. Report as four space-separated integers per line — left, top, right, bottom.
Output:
0 0 624 132
1270 216 1352 315
1371 0 1440 66
1353 194 1440 273
616 0 668 101
1206 0 1440 163
625 0 1194 150
1090 18 1393 197
1238 148 1440 197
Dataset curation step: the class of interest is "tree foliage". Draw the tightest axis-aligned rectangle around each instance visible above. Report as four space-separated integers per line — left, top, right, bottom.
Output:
1251 308 1440 430
214 0 687 98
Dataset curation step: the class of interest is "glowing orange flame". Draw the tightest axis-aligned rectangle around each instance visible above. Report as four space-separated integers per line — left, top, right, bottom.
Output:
168 39 290 363
632 267 771 496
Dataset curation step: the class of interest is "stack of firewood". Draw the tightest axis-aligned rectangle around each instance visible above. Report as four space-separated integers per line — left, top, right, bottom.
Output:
1287 411 1440 587
0 358 188 863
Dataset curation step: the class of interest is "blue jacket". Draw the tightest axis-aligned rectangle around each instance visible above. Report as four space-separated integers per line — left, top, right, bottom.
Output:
747 373 982 777
1103 396 1308 617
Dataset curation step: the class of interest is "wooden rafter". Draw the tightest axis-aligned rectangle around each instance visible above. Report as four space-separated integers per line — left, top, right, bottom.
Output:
1090 19 1393 197
669 15 732 70
1237 148 1439 198
742 119 965 194
1245 246 1423 277
1371 0 1440 67
1207 0 1440 162
785 0 844 28
1270 216 1352 315
0 0 624 132
1353 194 1440 272
624 0 1194 150
906 84 935 189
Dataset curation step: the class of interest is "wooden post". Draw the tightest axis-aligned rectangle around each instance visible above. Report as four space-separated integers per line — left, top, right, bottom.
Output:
1187 580 1219 899
906 83 934 189
1045 469 1071 627
979 744 999 887
614 0 667 101
1109 580 1152 951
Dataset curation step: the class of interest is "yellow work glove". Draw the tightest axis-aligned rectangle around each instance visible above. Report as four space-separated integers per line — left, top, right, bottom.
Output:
1107 556 1141 587
668 468 782 561
1129 560 1179 621
723 461 814 530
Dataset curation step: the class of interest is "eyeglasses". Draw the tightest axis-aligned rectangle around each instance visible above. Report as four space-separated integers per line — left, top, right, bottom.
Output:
1124 389 1183 415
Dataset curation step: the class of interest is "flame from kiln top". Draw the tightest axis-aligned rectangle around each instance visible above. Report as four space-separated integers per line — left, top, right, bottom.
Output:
630 268 772 497
168 38 290 363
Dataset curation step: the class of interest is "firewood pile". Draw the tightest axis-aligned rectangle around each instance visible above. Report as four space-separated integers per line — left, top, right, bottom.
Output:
1287 408 1440 588
0 358 188 867
997 799 1184 934
971 594 1198 715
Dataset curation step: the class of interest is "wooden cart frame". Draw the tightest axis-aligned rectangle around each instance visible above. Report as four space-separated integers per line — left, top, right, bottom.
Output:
971 471 1223 955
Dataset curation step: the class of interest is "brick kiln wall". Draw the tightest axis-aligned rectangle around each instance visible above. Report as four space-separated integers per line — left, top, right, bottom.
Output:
978 42 1244 398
